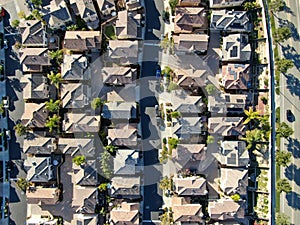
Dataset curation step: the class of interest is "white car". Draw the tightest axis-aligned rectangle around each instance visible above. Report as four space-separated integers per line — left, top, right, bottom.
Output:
3 39 8 49
2 96 9 108
5 130 11 140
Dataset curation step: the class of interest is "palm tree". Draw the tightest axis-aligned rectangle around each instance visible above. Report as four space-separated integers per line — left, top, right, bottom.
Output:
241 129 264 149
49 49 64 64
104 145 118 155
45 114 60 133
14 123 27 136
45 99 61 112
47 71 63 89
243 107 260 125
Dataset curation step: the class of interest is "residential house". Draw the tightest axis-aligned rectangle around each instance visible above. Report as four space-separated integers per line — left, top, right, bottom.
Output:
108 123 138 147
178 0 202 6
24 156 56 183
210 0 245 8
174 7 208 34
116 10 142 40
215 141 249 167
61 83 91 108
21 103 48 129
211 10 251 33
23 136 56 154
20 48 51 73
26 208 59 225
174 176 207 196
72 185 98 214
63 112 101 133
173 33 209 54
64 31 101 52
220 64 251 91
72 214 98 225
172 144 206 172
42 0 73 30
110 202 140 224
110 176 141 199
222 34 251 63
108 40 139 65
208 93 248 116
102 67 137 85
208 117 245 137
102 102 137 121
61 54 91 81
95 0 116 17
20 74 50 100
220 167 248 196
172 116 205 143
26 187 60 205
58 138 95 158
163 90 205 116
114 149 140 175
173 68 208 92
70 0 100 29
73 160 98 186
19 20 47 47
208 197 247 224
172 197 204 224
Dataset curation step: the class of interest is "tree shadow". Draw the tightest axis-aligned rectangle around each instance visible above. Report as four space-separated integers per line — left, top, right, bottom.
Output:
284 164 300 186
9 186 20 203
283 5 295 16
284 74 300 98
286 191 300 210
286 138 300 159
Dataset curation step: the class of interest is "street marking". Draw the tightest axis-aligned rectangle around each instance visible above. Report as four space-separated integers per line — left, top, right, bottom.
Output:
143 43 160 46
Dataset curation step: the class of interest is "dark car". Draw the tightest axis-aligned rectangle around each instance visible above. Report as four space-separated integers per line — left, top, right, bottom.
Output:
287 109 294 122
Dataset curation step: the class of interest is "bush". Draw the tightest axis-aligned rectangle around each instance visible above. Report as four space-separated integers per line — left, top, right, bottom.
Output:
207 135 215 144
168 138 179 150
91 97 103 110
72 155 86 166
11 20 20 28
231 193 241 202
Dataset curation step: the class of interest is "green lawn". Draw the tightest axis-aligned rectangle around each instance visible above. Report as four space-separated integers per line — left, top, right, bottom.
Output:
104 25 117 40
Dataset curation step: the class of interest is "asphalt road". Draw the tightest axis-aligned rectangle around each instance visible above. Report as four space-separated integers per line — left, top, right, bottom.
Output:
278 0 300 224
140 0 164 223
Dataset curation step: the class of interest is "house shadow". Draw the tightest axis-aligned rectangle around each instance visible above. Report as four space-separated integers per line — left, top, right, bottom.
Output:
286 138 300 159
286 191 300 210
284 164 300 186
7 117 22 160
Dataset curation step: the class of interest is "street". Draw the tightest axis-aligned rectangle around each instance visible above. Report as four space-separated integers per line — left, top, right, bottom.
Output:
278 0 300 224
140 0 164 222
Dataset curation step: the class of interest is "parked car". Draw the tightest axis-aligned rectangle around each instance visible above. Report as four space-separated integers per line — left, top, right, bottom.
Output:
3 39 8 49
5 130 11 140
2 96 9 108
156 67 161 79
0 6 5 17
287 109 294 122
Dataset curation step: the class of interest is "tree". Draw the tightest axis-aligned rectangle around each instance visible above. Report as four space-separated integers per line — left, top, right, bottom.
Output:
241 129 264 149
31 0 42 8
168 137 179 150
276 58 294 74
207 135 215 144
205 84 217 95
11 20 20 28
104 145 118 155
91 97 104 110
276 122 294 138
17 11 26 19
167 82 178 92
273 26 292 43
159 176 173 191
276 213 291 225
14 123 27 136
49 49 63 64
243 2 260 10
169 0 179 15
276 178 292 193
45 114 60 133
17 178 29 191
72 155 86 166
171 111 181 119
243 107 260 125
47 71 63 89
100 151 113 179
31 9 43 20
269 0 285 12
276 150 292 167
98 183 108 192
231 193 241 202
67 24 79 31
45 99 60 112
